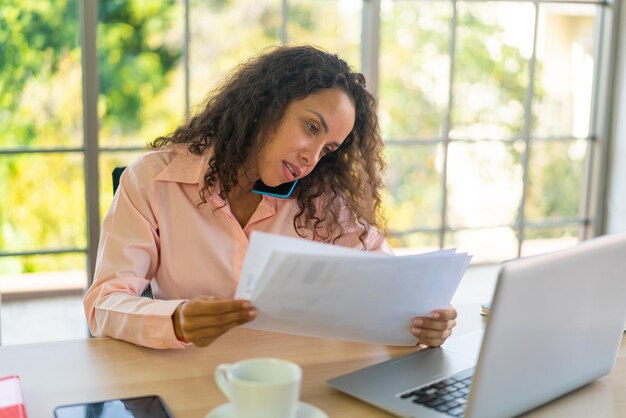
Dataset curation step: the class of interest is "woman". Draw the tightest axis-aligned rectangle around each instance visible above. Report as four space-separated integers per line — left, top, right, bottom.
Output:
84 45 457 349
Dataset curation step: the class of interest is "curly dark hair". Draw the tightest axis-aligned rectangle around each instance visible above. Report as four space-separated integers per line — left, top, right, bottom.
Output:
151 45 386 248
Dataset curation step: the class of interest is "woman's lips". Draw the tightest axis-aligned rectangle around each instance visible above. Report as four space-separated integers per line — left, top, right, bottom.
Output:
283 161 301 181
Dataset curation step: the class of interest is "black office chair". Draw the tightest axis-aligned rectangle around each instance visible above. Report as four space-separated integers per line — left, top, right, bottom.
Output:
112 166 154 299
112 166 126 196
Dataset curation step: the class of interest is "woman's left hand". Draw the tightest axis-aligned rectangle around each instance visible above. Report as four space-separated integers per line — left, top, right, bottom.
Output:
411 306 457 347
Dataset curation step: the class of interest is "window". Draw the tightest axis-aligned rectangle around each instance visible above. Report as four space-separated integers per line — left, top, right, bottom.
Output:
0 0 616 290
0 2 86 287
377 0 607 262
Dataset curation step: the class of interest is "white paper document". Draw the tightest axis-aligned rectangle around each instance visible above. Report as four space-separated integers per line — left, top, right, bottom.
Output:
236 232 472 345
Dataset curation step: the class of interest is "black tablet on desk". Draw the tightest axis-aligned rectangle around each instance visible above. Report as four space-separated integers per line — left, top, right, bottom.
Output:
54 395 174 418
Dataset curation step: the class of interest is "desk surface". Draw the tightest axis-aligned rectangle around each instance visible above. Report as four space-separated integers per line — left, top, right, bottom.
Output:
1 305 624 418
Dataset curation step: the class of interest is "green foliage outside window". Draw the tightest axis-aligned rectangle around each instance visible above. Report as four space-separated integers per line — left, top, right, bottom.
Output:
98 1 181 126
0 0 182 275
0 1 594 276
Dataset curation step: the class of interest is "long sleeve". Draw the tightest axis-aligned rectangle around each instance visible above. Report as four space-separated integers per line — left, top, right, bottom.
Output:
83 158 187 349
83 145 394 350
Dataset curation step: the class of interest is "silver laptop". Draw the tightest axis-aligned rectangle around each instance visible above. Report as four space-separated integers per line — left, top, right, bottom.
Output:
328 232 626 417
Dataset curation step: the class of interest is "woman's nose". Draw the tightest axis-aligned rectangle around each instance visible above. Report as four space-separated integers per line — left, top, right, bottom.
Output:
300 146 322 168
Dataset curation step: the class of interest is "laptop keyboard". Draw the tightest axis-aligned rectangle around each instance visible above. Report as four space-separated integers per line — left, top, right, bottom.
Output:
398 368 474 417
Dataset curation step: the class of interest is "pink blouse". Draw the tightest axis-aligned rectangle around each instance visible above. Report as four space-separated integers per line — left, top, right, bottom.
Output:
84 144 391 349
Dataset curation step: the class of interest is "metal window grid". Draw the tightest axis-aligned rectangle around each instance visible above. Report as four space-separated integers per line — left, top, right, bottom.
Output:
0 0 619 285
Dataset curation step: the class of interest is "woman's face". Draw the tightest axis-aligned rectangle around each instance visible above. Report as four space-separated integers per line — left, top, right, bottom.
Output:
253 88 356 187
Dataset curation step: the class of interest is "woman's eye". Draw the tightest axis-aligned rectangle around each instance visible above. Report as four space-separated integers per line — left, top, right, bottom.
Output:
306 122 318 135
321 146 332 156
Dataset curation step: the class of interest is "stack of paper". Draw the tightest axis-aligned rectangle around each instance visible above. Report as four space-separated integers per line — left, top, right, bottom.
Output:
235 232 472 346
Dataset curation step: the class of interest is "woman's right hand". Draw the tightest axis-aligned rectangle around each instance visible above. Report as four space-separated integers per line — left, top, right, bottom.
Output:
172 297 257 347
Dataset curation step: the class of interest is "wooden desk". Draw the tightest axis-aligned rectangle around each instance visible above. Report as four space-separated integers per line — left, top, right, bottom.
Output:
0 305 624 418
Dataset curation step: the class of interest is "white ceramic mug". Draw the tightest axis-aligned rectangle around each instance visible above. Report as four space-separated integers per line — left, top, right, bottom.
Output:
214 358 302 418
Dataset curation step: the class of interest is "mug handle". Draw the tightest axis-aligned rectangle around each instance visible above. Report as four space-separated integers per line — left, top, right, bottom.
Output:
215 363 233 400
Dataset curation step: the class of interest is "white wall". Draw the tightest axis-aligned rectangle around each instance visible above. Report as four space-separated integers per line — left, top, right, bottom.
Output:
606 5 626 234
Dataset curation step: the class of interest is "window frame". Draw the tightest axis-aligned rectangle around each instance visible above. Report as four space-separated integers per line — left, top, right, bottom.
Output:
0 0 619 286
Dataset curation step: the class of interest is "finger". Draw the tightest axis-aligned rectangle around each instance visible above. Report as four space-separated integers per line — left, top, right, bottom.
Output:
183 310 256 337
183 299 253 316
415 331 453 347
413 318 456 332
418 336 447 347
182 309 256 331
193 337 217 347
184 315 253 341
412 327 452 341
430 307 458 321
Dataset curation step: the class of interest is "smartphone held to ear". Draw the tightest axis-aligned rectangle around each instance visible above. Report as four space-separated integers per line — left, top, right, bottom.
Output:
53 395 173 418
252 179 298 198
